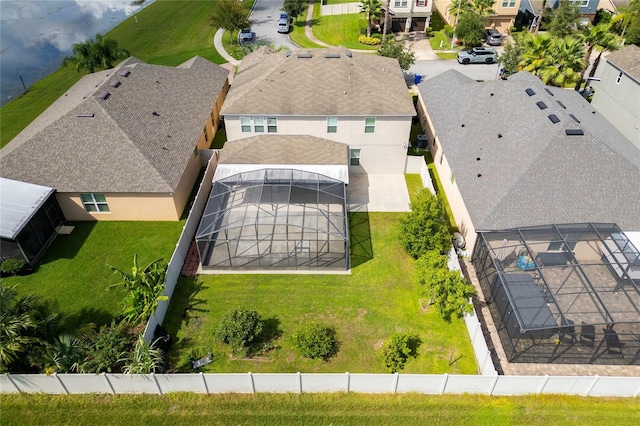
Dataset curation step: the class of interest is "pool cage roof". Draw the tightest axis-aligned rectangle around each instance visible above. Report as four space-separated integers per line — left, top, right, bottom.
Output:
476 223 640 333
195 169 349 271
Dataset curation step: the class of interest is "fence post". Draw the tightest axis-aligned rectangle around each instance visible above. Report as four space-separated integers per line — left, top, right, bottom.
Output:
635 381 640 398
4 374 21 393
201 372 209 395
152 373 163 395
537 375 550 394
393 373 400 394
102 373 115 395
297 372 302 394
440 373 449 394
585 375 599 396
488 374 499 395
248 372 255 393
345 372 350 393
53 373 69 395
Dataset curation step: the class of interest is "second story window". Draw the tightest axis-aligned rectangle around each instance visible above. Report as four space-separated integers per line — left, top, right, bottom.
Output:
253 116 264 132
501 0 516 6
240 116 251 132
394 0 408 7
267 117 278 133
416 0 427 6
364 117 376 134
327 117 338 133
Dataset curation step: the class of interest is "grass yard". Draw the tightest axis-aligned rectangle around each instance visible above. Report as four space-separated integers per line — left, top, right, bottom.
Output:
290 19 326 48
2 393 638 425
163 212 476 374
405 174 423 202
311 3 377 51
1 221 184 330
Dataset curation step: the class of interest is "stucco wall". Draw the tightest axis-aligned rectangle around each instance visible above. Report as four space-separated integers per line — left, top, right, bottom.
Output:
57 193 180 221
224 115 412 174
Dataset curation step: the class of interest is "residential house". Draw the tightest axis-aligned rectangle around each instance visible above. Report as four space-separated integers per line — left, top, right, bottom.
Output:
0 57 230 221
591 45 640 149
434 0 521 32
519 0 600 30
417 70 640 252
385 0 433 32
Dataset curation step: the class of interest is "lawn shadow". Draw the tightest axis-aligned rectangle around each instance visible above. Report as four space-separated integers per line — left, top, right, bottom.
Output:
64 307 115 332
349 212 373 268
253 316 283 355
163 275 209 339
36 222 96 267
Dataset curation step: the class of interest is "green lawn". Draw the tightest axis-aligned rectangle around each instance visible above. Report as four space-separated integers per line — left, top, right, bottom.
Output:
1 221 184 329
405 174 423 202
163 212 476 374
2 393 638 425
311 3 377 51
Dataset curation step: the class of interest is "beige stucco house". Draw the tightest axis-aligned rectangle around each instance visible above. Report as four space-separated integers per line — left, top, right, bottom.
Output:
385 0 434 32
433 0 521 32
0 57 230 221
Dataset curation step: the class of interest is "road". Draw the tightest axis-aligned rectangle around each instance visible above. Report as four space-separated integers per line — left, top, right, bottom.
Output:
250 0 297 51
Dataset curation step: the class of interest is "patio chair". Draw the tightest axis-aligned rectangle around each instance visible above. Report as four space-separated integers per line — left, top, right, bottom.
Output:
579 323 595 348
559 319 577 344
604 328 624 358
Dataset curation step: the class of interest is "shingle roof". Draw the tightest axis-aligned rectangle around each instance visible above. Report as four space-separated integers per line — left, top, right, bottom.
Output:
220 135 348 165
420 70 640 231
220 47 416 117
604 45 640 83
0 57 229 193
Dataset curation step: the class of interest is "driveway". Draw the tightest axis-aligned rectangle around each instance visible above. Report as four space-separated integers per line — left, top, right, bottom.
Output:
250 0 297 51
347 174 411 212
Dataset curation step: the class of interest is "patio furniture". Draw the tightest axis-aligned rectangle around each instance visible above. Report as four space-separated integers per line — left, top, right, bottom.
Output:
604 328 624 358
535 251 572 267
580 323 595 348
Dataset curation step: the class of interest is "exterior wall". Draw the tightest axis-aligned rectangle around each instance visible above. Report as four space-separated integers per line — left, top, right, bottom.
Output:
591 62 640 149
389 0 433 31
57 192 181 221
434 0 520 31
199 81 229 148
224 115 412 174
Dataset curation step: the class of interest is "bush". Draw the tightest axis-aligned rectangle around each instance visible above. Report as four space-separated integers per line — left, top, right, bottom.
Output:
443 24 454 38
509 26 518 34
400 188 451 259
215 307 263 357
380 333 421 373
359 35 382 45
81 320 133 373
0 258 26 275
290 322 338 361
424 26 433 37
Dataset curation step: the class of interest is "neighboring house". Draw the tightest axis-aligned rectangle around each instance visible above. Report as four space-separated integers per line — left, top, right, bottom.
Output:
591 45 640 149
0 57 230 221
386 0 433 32
417 70 640 252
220 47 415 175
0 178 65 266
519 0 600 30
434 0 521 32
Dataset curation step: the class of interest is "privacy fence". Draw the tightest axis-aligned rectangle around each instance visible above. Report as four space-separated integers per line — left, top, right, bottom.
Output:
2 372 638 396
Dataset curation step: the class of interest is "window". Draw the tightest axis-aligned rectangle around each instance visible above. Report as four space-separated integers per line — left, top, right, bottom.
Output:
350 149 361 166
327 117 338 133
253 116 265 133
394 0 408 6
364 117 375 133
80 194 110 213
267 117 278 133
416 0 427 5
203 126 208 143
501 0 516 6
570 0 589 6
616 71 623 84
240 116 251 132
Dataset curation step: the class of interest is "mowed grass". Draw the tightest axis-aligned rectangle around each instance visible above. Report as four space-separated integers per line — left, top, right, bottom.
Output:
311 3 377 51
164 213 476 374
2 393 638 426
1 221 184 329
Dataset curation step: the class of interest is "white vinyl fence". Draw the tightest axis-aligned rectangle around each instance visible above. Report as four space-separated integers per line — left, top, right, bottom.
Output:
143 152 218 343
405 155 436 195
321 2 361 15
2 373 639 396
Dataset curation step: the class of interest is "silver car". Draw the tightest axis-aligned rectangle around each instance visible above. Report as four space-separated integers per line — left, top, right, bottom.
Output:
457 47 498 65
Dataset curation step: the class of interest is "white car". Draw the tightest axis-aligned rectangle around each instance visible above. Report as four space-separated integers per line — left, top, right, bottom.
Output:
239 28 253 43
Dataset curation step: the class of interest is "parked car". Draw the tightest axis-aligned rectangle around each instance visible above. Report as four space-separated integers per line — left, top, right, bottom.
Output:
484 29 502 46
457 47 498 65
277 17 290 33
239 27 253 43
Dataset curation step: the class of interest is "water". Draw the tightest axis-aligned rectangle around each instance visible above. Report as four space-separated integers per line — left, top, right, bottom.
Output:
0 0 153 107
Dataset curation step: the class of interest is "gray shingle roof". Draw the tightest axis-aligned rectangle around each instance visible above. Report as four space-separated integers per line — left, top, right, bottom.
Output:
420 70 640 231
220 135 348 165
220 47 415 117
0 57 229 193
604 45 640 83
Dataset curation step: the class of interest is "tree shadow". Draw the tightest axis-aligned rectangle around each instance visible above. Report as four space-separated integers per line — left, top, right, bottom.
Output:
36 222 96 267
349 212 374 268
407 335 423 359
252 316 283 355
63 307 114 333
163 275 209 339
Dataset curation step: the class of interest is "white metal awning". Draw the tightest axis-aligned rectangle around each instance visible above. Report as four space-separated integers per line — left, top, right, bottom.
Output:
0 178 55 240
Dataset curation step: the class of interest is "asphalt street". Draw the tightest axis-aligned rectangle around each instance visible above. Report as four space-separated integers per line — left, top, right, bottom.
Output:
250 0 297 51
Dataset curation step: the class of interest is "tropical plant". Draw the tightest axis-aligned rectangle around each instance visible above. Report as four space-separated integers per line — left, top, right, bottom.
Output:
122 335 165 374
290 322 339 361
209 0 251 45
400 188 451 259
449 0 496 18
545 0 581 38
498 39 523 75
360 0 384 38
380 333 421 373
109 255 168 323
576 24 620 90
455 11 485 46
378 38 416 71
448 0 474 18
611 0 640 44
62 33 129 74
81 320 132 373
519 34 585 87
43 334 86 373
0 258 26 275
0 285 38 370
282 0 307 23
215 307 263 357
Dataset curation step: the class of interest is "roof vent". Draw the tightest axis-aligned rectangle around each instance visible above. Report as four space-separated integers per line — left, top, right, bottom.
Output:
345 50 352 58
548 114 560 124
569 114 580 123
565 129 584 136
77 113 94 118
297 53 313 58
477 174 482 178
476 157 481 161
152 111 160 116
120 70 131 77
97 91 110 100
556 100 566 109
325 53 340 58
110 80 121 88
525 88 535 96
545 88 554 96
592 111 596 114
461 124 465 128
286 50 292 57
536 101 548 110
490 93 494 96
497 133 502 138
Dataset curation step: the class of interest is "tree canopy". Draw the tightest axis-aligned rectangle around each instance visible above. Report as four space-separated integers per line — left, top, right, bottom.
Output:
62 33 129 74
360 0 384 37
378 38 416 70
545 0 581 38
455 11 485 46
209 0 251 44
400 188 450 258
282 0 307 23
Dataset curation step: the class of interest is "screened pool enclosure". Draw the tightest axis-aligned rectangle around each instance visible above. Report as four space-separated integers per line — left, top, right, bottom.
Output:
473 223 640 365
196 169 349 271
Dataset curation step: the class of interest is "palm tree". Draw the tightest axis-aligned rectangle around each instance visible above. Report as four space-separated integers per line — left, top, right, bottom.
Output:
471 0 496 17
0 285 38 370
575 24 620 90
519 34 585 87
63 33 129 73
449 0 474 18
587 32 621 80
360 0 383 38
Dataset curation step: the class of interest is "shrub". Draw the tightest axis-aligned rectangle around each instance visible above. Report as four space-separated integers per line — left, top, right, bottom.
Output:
424 26 433 37
0 258 26 275
215 307 263 357
443 24 454 38
509 26 518 34
290 322 338 361
359 35 382 45
380 333 421 373
81 320 132 373
400 188 451 259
